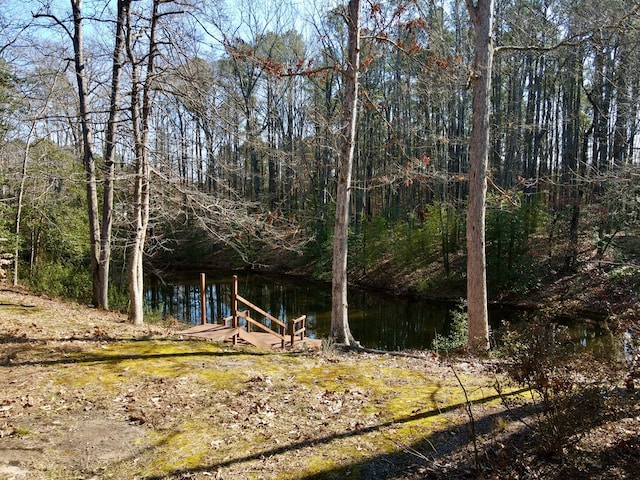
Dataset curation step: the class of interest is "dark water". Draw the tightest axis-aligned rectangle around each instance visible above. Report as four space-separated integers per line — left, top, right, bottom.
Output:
145 272 612 351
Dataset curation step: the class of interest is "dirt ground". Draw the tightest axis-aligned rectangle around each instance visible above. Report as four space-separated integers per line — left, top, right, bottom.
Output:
1 285 639 479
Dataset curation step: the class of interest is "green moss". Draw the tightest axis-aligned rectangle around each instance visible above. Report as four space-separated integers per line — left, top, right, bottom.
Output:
54 340 254 393
12 427 30 436
97 339 225 357
292 356 516 462
0 302 43 315
298 454 361 479
18 334 518 479
148 427 208 474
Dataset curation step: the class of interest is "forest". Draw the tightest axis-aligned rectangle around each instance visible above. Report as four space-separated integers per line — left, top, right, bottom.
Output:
1 1 640 478
1 0 640 332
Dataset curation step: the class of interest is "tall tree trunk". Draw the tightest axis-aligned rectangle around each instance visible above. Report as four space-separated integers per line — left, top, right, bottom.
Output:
70 0 102 307
560 42 583 272
13 127 33 286
267 81 278 210
330 0 360 345
38 0 125 307
612 32 631 164
99 0 129 310
465 0 494 353
126 0 159 325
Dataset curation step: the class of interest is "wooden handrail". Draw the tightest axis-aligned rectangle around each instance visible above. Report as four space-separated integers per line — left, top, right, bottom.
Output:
200 273 206 325
244 314 286 341
229 275 307 348
231 275 239 345
290 315 306 345
236 294 286 329
223 310 249 327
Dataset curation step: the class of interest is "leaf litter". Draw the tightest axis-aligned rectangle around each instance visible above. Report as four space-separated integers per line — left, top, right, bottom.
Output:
1 286 638 479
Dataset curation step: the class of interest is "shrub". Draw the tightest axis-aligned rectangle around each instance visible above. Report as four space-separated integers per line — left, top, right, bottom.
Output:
498 318 617 456
485 192 546 293
432 300 468 353
28 261 92 303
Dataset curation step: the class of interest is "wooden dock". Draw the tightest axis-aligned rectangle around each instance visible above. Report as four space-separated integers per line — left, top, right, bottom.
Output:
179 274 322 351
179 323 322 350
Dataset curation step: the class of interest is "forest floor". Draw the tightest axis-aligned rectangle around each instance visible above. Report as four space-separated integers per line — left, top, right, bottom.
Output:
1 285 639 479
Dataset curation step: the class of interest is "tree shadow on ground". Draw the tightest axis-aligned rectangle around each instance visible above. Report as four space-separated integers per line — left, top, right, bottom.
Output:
591 432 640 479
136 383 640 480
294 391 640 480
142 388 532 480
0 336 274 367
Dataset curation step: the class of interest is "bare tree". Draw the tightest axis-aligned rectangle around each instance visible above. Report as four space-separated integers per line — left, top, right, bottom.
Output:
13 69 64 285
69 0 102 306
330 0 360 346
99 0 130 310
125 0 161 325
33 0 127 309
465 0 494 353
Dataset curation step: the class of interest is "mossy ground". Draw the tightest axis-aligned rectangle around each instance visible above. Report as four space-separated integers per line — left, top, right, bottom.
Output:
0 287 507 479
1 286 638 479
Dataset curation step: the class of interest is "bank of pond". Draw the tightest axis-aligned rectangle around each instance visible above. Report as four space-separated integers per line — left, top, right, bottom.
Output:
145 271 615 353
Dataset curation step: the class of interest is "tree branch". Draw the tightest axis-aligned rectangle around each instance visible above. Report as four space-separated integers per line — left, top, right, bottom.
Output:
32 12 73 40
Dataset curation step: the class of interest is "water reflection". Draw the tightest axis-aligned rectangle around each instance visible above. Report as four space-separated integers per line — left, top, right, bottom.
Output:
145 272 611 351
145 272 457 350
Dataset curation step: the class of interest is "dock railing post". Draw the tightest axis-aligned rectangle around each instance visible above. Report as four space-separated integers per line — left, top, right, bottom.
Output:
288 319 293 347
280 324 285 349
232 275 238 345
200 273 207 325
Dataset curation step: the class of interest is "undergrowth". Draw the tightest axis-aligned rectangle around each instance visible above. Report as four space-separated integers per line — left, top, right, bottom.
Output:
431 300 468 354
497 317 623 457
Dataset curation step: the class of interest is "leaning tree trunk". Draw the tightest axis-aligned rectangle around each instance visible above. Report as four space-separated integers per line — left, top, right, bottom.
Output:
330 0 361 345
465 0 494 353
13 123 35 286
13 80 58 285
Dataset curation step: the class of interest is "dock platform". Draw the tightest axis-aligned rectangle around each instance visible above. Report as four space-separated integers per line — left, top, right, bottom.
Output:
179 323 322 350
179 275 322 351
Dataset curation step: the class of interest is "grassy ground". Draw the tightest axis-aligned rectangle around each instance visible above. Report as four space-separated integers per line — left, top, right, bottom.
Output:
1 286 638 479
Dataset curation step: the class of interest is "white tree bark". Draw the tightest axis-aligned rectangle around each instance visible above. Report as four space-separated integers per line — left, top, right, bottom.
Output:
126 0 159 325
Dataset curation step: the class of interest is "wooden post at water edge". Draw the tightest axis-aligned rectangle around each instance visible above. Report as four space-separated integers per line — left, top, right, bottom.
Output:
179 276 317 350
232 275 238 345
200 273 207 325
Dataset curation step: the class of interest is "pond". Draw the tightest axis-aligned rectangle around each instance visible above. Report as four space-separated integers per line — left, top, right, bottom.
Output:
145 271 613 352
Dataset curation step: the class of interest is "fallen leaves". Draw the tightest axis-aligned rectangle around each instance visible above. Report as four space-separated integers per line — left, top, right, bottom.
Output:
3 288 638 479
